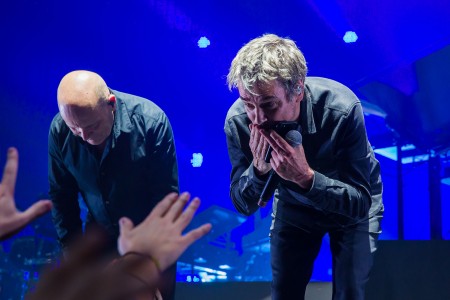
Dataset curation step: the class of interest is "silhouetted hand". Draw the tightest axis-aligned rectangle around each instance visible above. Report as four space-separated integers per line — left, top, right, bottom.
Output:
0 147 52 240
118 192 212 272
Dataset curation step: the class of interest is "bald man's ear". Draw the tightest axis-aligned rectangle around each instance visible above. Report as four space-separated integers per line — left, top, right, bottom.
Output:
108 94 116 110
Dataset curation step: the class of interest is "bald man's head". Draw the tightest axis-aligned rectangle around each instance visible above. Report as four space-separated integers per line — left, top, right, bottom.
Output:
57 71 116 146
57 70 111 109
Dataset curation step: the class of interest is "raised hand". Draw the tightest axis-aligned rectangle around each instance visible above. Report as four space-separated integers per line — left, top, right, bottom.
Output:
117 192 212 272
0 147 52 240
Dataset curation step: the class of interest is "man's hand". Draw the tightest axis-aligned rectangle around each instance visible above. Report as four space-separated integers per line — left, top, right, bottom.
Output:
249 124 272 175
117 192 212 272
0 147 53 241
261 130 314 190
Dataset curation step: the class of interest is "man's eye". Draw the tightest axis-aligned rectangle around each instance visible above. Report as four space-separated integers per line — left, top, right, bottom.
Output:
86 123 99 130
244 103 254 109
262 102 276 109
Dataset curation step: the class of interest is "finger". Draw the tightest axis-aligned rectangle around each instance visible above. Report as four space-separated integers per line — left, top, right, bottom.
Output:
249 124 256 150
165 192 190 222
119 217 135 236
270 153 281 170
182 223 212 246
269 130 291 150
255 130 269 157
21 200 52 222
259 133 270 157
148 192 178 219
254 129 263 151
175 197 201 229
2 147 19 195
1 200 52 242
261 131 291 156
118 217 134 256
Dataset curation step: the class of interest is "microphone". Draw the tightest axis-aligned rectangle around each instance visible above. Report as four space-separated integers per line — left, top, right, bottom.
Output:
257 130 302 208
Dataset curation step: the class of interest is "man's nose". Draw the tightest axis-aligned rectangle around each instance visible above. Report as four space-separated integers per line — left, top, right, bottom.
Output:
254 108 267 126
78 129 90 141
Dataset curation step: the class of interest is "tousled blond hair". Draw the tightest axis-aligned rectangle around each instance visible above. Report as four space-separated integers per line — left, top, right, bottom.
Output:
227 34 307 99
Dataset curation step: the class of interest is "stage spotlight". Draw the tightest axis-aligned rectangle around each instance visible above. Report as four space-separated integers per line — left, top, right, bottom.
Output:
191 153 203 167
343 31 358 43
198 36 210 48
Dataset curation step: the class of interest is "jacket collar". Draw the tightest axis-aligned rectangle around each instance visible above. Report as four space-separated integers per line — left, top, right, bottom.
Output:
110 89 133 146
300 82 317 135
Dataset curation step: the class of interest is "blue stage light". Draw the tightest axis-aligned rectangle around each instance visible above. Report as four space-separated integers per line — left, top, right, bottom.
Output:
343 31 358 43
191 153 203 167
219 264 231 270
198 36 211 48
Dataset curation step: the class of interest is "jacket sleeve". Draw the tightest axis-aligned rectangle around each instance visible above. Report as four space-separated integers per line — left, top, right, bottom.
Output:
48 127 82 248
224 117 269 216
302 102 373 223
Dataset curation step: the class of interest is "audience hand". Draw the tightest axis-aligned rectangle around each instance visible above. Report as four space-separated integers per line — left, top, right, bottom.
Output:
0 147 52 241
118 192 212 272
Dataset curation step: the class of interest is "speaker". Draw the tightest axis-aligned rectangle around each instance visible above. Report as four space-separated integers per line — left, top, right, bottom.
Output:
366 240 450 300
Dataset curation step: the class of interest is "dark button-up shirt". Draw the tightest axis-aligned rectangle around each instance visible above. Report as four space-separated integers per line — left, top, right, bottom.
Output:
224 77 383 228
48 90 179 247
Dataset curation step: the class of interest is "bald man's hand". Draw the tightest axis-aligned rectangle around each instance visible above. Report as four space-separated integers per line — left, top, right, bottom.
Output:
0 148 52 241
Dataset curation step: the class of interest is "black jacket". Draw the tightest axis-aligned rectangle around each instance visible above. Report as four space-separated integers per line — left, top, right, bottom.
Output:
224 77 383 228
48 90 179 247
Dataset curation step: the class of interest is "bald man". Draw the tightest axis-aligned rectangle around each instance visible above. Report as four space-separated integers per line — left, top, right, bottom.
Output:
48 70 179 299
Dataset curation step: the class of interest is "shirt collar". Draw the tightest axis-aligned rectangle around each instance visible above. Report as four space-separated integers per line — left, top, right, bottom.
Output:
110 89 133 146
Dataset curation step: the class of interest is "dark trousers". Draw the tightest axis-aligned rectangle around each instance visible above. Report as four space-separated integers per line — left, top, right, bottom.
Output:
270 210 382 300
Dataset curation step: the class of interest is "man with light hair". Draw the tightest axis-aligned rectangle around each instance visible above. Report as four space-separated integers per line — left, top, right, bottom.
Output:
225 34 383 300
48 70 179 299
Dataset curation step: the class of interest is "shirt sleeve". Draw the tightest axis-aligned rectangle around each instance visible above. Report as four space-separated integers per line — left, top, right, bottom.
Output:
48 125 82 248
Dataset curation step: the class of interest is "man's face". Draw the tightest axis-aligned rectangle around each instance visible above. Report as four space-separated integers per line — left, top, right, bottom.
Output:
59 102 114 146
238 80 302 128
